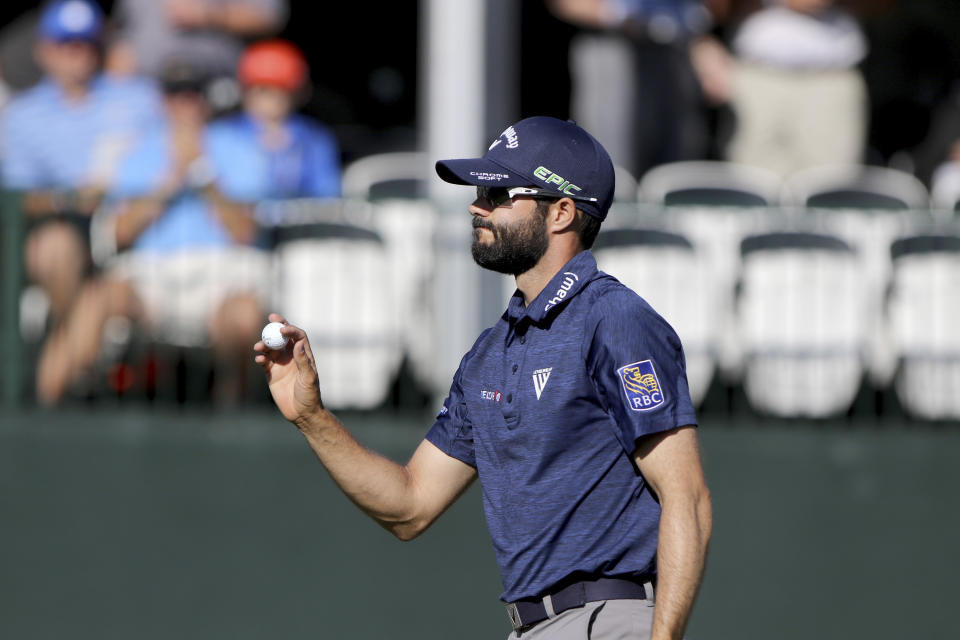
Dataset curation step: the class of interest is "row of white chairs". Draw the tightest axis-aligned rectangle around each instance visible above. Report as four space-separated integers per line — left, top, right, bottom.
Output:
253 194 960 421
330 156 960 419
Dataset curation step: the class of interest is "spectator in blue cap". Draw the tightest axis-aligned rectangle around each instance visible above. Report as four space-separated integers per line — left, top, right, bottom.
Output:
1 0 161 348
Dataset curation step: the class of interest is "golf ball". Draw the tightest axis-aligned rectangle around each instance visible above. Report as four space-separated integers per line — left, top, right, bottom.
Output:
261 322 288 350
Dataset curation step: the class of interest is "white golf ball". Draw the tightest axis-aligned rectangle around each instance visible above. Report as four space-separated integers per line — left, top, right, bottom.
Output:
261 322 288 350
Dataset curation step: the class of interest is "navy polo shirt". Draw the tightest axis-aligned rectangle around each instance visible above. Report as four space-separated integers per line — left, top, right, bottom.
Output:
426 250 698 603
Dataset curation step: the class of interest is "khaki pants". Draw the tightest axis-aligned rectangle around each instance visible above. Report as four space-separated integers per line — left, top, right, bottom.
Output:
510 599 658 640
726 63 869 178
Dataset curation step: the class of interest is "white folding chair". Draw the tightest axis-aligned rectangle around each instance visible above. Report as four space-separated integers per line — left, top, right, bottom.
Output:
782 164 934 388
339 152 445 394
273 222 403 409
736 231 869 418
369 198 439 393
594 228 717 407
887 233 960 420
637 161 786 381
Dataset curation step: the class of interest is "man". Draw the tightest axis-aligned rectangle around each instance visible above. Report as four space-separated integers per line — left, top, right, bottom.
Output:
546 0 718 178
209 38 341 208
35 59 269 406
1 0 161 329
255 117 712 639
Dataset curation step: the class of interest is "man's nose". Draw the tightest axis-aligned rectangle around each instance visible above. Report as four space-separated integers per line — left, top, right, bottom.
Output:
469 199 492 217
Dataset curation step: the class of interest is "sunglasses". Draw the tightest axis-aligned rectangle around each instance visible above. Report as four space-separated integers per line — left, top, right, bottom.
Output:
476 186 599 208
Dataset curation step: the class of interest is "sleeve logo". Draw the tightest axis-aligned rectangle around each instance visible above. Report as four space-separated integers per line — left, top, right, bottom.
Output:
616 360 665 412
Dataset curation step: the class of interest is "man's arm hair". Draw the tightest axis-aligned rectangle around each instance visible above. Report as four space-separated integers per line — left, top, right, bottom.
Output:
634 425 712 640
295 409 478 540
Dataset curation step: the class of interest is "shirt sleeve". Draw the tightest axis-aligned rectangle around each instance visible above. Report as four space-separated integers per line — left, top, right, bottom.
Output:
584 289 698 456
424 352 477 468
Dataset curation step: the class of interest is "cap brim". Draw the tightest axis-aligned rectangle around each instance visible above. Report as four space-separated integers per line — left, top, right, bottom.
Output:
435 157 532 187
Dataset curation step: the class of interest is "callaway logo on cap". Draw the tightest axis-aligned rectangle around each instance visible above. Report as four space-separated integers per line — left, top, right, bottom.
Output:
435 116 616 221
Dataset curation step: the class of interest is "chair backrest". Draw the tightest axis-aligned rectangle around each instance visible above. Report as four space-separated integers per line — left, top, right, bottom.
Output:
273 222 403 408
737 231 868 352
736 231 870 417
888 233 960 355
887 232 960 419
613 164 639 203
638 161 784 206
341 151 429 200
782 164 930 210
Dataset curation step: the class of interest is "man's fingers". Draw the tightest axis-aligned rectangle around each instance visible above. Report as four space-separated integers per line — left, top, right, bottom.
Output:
279 323 306 342
268 312 288 324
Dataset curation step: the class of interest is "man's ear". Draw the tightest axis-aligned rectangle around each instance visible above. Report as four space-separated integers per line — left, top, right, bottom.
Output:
548 197 578 233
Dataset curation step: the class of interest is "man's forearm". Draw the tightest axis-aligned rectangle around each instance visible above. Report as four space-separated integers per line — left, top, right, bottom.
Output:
651 490 712 640
294 408 423 538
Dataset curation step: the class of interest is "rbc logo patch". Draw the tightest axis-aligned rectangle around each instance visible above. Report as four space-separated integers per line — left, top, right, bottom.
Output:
617 360 665 412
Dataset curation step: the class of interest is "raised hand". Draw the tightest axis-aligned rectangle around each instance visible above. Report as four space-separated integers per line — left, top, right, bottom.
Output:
253 313 323 424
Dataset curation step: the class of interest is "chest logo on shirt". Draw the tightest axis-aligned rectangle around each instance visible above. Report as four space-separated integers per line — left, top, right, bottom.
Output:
532 367 553 400
617 360 665 412
481 390 502 403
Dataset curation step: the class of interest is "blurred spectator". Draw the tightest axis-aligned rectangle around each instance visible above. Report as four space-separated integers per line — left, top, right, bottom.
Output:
35 59 270 406
0 0 161 328
209 38 341 209
546 0 724 179
723 0 869 177
106 0 288 110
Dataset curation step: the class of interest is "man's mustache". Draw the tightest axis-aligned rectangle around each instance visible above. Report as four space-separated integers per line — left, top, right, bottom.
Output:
472 218 496 232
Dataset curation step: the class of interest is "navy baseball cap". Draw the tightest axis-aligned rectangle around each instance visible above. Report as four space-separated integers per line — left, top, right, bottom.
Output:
436 116 616 221
38 0 104 43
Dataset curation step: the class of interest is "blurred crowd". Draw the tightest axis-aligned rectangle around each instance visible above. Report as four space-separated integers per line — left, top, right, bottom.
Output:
0 0 341 406
1 0 959 411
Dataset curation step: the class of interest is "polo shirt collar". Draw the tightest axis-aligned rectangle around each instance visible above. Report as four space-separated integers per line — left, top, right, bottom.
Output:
506 250 598 325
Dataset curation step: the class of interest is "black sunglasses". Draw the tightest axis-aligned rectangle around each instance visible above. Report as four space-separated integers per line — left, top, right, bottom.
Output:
476 186 599 208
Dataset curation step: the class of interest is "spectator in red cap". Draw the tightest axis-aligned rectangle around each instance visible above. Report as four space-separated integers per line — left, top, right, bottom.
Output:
208 38 341 209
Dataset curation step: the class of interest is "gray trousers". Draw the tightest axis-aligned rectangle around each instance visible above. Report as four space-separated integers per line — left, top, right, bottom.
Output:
507 598 656 640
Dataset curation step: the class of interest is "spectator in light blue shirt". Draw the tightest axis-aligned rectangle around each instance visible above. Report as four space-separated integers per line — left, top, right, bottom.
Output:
1 0 162 330
209 38 341 216
35 59 270 406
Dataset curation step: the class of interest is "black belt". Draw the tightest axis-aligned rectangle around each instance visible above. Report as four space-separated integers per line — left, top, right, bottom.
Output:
505 577 652 634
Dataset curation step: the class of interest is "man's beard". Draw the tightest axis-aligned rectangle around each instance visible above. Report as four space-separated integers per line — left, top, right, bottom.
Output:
471 210 549 276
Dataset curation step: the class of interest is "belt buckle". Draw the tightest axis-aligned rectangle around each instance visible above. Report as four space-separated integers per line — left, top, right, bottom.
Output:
506 602 523 632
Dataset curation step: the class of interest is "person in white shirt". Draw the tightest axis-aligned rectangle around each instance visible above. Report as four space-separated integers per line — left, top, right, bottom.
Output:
724 0 869 177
